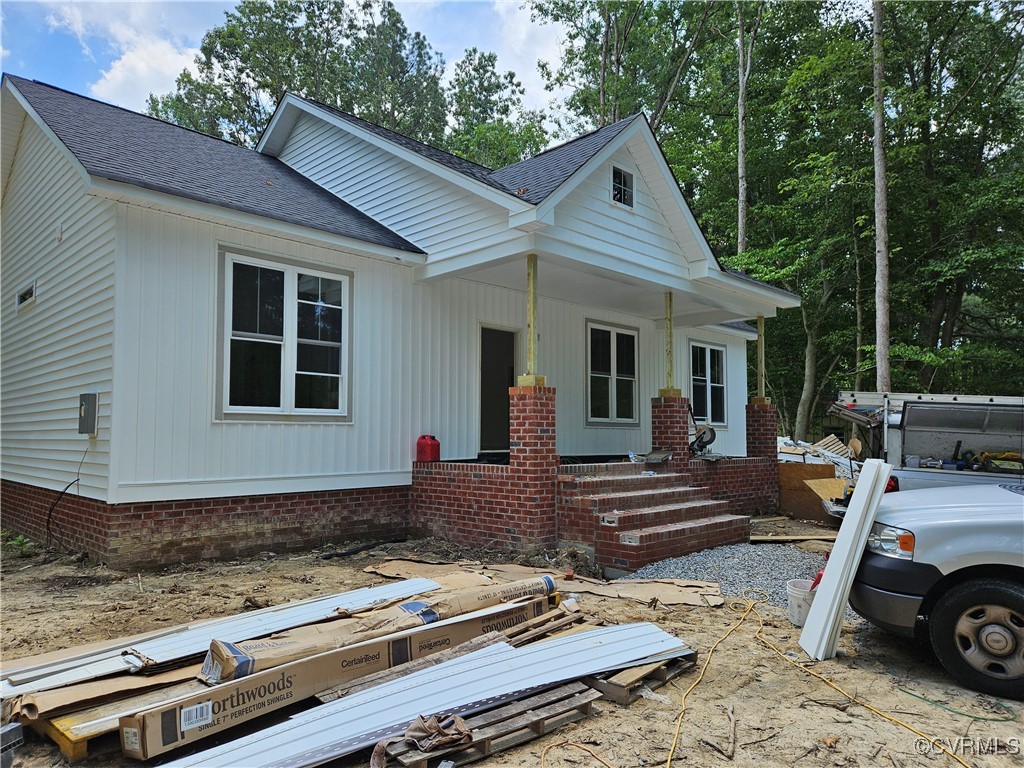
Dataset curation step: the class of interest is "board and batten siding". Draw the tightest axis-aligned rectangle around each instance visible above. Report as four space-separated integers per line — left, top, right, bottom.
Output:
544 147 692 281
677 327 750 457
111 206 654 502
276 113 525 261
0 119 117 499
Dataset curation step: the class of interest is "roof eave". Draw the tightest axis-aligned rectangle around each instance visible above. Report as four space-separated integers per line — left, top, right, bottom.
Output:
88 176 427 265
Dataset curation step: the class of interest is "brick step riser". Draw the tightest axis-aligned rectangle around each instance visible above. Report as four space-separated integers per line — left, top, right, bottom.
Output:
580 487 707 513
595 516 750 572
562 473 692 494
597 500 730 531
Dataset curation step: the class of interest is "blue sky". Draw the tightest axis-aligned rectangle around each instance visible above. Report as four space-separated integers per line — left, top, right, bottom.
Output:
1 1 566 113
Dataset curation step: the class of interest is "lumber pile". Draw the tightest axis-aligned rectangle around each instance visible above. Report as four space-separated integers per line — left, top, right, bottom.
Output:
1 573 699 766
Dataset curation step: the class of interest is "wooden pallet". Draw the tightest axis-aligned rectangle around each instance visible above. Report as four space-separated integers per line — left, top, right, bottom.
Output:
583 652 696 705
387 682 602 768
502 603 595 647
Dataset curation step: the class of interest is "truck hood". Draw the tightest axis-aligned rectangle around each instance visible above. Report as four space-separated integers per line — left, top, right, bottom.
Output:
875 483 1024 529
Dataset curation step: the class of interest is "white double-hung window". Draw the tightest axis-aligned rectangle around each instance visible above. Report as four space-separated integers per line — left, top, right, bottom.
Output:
690 342 726 425
587 321 638 424
223 251 349 417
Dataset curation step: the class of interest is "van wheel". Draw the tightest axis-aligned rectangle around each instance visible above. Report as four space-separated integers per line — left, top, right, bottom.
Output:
929 580 1024 699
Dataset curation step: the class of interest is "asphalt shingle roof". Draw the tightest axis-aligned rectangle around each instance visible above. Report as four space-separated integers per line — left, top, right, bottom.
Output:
5 76 422 254
490 115 644 204
301 96 644 206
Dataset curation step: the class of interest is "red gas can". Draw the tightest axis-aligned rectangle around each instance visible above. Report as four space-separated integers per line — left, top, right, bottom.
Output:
416 435 440 462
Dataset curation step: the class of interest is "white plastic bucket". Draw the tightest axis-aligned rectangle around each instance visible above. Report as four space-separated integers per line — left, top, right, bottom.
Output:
786 579 816 627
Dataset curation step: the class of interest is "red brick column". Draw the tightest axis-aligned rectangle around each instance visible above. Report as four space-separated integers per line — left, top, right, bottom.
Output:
651 395 690 470
508 385 558 547
746 397 778 458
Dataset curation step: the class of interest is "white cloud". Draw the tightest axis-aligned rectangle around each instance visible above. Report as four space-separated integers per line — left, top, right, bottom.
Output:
37 1 227 109
487 1 567 112
91 38 198 111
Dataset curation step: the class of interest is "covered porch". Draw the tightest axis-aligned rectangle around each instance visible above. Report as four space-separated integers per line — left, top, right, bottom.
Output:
409 250 788 573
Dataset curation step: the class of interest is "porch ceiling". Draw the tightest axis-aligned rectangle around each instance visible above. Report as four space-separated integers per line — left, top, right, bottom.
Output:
455 253 778 327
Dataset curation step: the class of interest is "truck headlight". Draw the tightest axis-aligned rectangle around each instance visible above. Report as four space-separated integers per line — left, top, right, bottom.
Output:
866 523 915 559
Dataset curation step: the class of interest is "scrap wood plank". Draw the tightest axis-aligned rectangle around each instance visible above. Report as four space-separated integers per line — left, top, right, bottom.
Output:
388 682 602 768
502 605 592 647
22 678 204 762
583 652 696 705
749 534 837 542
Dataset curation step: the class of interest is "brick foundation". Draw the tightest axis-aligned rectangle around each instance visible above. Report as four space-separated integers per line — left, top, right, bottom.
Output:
411 386 559 550
0 479 409 569
686 457 778 517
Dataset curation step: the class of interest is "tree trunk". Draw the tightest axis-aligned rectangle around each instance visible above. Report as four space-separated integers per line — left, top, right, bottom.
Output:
872 0 891 393
735 1 762 255
794 311 818 442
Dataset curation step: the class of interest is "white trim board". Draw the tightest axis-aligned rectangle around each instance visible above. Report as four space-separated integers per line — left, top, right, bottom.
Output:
799 459 892 660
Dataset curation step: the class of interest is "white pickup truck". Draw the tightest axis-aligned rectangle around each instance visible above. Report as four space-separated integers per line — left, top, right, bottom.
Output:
849 483 1024 699
830 392 1023 491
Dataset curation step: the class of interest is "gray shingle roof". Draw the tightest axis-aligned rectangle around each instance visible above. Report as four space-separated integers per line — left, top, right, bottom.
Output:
298 96 511 194
490 115 644 204
299 95 644 206
5 76 422 254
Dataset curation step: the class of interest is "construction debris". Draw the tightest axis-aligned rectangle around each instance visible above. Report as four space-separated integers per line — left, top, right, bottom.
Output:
2 567 704 766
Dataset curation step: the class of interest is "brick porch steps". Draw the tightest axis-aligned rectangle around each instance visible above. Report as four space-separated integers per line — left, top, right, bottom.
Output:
579 485 710 515
598 499 731 529
601 515 751 574
556 463 750 577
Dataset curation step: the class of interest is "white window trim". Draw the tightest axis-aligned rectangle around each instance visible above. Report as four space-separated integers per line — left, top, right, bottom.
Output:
689 341 727 427
611 165 635 210
218 249 352 422
586 320 640 427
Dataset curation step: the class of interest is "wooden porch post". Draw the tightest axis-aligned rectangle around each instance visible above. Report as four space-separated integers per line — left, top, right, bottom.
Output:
755 314 770 403
517 253 546 386
659 291 681 397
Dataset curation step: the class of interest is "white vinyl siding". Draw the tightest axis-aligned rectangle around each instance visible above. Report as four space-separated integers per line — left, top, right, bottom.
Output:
110 205 660 501
0 118 116 499
544 147 692 282
276 113 524 263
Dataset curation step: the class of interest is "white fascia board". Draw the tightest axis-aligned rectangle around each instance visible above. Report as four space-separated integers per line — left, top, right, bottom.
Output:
271 94 532 214
698 269 801 311
110 470 412 504
87 177 425 266
508 205 552 232
2 79 92 189
628 128 718 267
256 98 302 156
533 231 690 292
414 233 536 282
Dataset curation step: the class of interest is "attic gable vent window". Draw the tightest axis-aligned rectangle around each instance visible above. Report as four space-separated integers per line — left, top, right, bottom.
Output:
16 281 36 310
612 167 634 208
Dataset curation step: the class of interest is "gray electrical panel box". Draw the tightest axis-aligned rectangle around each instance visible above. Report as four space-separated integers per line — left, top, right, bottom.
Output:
78 393 98 437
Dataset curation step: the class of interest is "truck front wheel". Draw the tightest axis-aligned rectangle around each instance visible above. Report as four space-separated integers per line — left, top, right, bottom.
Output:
929 579 1024 699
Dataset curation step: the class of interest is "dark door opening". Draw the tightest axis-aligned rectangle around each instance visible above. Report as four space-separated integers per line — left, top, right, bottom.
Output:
480 328 516 452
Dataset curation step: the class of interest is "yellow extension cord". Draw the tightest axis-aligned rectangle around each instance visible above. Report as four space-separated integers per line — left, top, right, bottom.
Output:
541 590 982 767
664 590 973 768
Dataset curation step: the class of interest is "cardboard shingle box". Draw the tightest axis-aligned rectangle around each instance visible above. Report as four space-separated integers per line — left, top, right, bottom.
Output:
200 575 557 683
118 595 551 760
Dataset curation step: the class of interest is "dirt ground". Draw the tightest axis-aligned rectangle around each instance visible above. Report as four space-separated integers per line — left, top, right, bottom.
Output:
1 526 1021 768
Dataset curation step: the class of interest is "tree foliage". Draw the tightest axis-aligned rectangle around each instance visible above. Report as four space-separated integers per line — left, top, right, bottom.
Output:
534 0 1024 438
148 0 546 162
